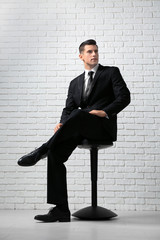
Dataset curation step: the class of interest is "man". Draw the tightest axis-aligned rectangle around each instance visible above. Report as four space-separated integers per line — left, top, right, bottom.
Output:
18 39 130 222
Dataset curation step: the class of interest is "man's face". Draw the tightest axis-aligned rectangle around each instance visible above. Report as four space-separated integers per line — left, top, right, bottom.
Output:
79 45 99 69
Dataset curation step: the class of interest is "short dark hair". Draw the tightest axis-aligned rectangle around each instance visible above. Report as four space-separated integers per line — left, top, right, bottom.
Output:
79 39 98 53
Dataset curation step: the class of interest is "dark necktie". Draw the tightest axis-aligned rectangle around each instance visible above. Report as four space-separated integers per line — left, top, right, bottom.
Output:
83 71 94 102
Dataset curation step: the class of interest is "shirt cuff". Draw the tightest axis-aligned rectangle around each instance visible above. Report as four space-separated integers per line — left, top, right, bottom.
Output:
104 112 109 119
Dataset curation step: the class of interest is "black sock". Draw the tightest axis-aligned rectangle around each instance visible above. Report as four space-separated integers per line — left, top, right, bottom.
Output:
38 144 48 155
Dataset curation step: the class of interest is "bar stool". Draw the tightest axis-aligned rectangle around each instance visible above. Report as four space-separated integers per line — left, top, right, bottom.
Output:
72 139 117 220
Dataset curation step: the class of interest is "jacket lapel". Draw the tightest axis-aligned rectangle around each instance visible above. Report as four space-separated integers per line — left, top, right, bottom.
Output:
89 64 104 96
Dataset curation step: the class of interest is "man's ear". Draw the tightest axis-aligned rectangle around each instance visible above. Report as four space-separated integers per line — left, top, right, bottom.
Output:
79 54 82 60
79 53 84 61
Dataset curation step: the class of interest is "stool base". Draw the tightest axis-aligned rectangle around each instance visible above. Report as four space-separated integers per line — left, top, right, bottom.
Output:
72 206 117 220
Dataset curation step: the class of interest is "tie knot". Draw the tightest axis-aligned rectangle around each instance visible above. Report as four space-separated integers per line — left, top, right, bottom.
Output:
88 71 94 78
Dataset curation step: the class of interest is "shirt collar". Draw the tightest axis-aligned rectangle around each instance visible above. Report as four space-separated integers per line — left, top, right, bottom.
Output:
84 64 99 77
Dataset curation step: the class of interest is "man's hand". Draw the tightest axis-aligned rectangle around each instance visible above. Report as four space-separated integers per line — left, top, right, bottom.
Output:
54 123 63 133
89 110 107 118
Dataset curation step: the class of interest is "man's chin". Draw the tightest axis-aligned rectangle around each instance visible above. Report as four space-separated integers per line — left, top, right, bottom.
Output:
90 62 98 67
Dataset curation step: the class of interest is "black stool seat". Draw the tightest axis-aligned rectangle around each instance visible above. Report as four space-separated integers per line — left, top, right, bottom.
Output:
78 139 113 149
72 139 117 220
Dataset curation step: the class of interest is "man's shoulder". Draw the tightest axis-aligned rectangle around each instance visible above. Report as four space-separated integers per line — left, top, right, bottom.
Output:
99 64 119 71
69 65 120 85
70 72 84 84
98 65 122 77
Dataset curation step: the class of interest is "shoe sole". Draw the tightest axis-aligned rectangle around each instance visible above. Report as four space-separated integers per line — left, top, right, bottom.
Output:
34 217 71 222
59 218 71 222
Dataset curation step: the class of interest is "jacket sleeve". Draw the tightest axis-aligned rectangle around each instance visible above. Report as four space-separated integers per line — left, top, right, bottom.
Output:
60 81 77 124
103 67 130 118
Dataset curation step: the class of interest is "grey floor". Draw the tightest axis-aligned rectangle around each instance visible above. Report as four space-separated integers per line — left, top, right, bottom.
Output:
0 210 159 240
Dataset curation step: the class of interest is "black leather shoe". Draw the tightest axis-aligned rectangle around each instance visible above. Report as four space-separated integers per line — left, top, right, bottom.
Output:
34 207 71 222
17 147 47 167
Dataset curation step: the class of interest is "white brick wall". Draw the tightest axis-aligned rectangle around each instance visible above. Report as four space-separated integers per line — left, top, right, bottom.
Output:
0 0 160 211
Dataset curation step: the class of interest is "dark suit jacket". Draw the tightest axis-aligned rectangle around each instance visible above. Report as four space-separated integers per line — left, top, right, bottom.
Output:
60 64 130 141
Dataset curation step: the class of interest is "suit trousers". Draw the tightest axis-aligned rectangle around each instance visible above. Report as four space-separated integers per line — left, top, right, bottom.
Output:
45 109 113 205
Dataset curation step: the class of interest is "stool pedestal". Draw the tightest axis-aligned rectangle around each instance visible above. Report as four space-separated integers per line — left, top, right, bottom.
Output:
72 139 117 220
72 206 117 220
